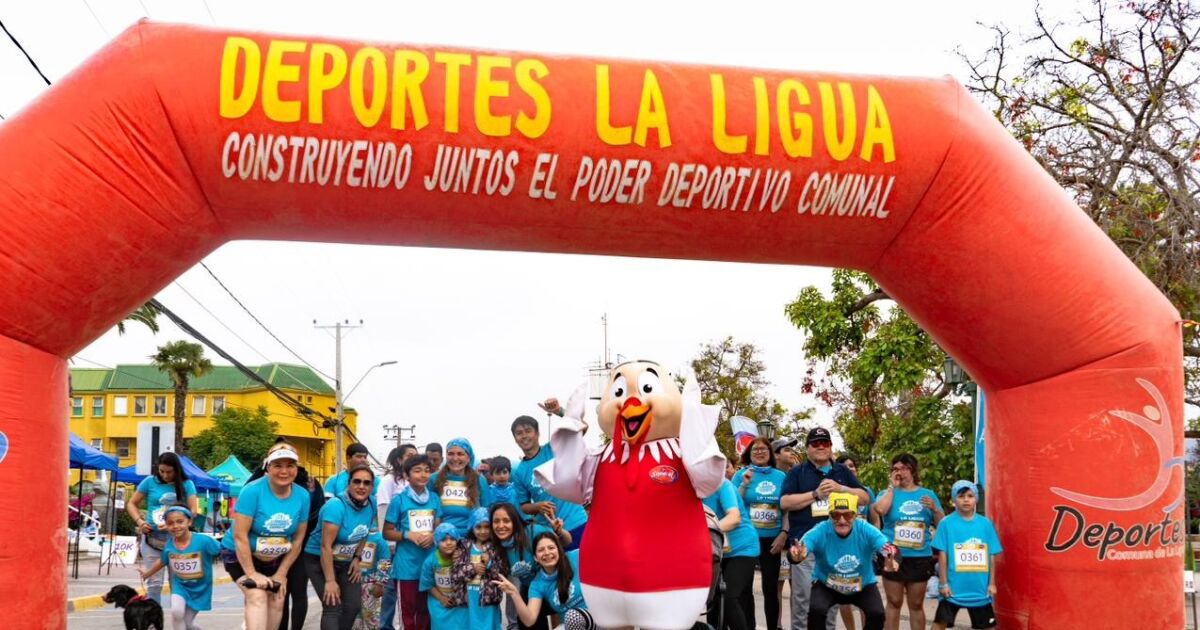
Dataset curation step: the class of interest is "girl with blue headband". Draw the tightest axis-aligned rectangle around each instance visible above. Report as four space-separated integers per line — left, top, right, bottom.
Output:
431 438 493 530
138 504 221 630
420 523 468 629
452 507 503 629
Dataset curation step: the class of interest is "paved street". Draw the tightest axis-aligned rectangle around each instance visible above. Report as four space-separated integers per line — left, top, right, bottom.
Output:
69 579 323 629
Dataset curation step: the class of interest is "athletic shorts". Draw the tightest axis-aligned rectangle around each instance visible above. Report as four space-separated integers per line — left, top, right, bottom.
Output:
880 555 935 584
934 600 996 629
220 548 283 582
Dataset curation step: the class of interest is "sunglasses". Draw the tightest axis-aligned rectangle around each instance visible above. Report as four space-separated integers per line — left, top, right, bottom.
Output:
808 440 832 448
349 479 373 487
830 512 855 522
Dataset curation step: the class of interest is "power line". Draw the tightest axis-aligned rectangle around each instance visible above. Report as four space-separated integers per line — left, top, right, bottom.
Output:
0 18 51 86
199 0 215 23
79 0 109 36
198 261 335 381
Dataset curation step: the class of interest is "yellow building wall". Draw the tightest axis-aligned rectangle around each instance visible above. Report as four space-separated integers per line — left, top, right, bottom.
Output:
69 388 357 482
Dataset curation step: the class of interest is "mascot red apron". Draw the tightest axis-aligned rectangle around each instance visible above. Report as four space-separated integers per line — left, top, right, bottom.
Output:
536 361 725 629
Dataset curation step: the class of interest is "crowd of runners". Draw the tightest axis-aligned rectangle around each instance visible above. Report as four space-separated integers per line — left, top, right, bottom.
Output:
124 398 1000 630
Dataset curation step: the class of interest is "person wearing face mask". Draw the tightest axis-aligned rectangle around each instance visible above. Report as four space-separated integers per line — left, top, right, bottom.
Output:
305 465 379 630
734 436 788 630
871 453 944 630
780 427 870 630
790 493 897 630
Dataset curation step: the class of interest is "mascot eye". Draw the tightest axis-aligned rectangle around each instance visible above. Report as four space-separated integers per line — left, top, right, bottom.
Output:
638 372 661 395
609 374 627 399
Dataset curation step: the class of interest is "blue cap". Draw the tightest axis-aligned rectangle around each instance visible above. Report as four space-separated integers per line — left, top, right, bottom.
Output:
434 523 460 544
951 480 978 497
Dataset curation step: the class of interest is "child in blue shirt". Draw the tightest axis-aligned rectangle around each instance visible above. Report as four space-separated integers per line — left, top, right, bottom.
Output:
488 457 517 512
354 530 392 630
384 455 441 630
420 523 468 630
932 480 1002 630
453 507 502 630
139 505 220 630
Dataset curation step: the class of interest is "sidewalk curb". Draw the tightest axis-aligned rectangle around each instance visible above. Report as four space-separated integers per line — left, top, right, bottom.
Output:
68 575 233 613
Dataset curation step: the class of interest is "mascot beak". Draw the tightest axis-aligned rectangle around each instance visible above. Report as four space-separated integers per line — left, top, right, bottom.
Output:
619 397 652 444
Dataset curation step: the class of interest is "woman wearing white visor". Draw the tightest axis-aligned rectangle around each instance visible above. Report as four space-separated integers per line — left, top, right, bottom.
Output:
220 441 312 630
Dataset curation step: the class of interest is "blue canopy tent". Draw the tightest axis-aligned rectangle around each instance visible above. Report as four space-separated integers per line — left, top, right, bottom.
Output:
67 434 118 578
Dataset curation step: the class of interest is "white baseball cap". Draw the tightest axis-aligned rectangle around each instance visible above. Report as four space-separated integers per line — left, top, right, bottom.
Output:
264 446 300 465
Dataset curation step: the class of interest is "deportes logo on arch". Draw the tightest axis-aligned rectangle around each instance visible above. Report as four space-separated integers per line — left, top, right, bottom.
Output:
1044 378 1185 562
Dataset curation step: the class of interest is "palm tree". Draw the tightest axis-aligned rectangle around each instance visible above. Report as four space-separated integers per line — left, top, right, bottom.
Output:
151 341 213 454
117 303 160 335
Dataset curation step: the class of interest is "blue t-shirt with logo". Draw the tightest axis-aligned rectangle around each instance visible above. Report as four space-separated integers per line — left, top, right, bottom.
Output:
304 496 378 561
801 519 889 593
163 533 221 610
513 445 588 531
702 479 758 558
222 477 311 557
385 490 443 580
932 512 1003 607
429 471 492 531
136 477 198 531
357 530 392 576
735 466 787 538
880 487 941 557
529 549 587 614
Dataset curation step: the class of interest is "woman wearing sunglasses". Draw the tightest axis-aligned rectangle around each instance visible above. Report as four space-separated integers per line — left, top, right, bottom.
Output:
304 464 379 630
871 453 944 630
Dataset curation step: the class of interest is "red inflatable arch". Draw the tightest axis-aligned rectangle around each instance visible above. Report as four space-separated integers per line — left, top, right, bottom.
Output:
0 22 1183 628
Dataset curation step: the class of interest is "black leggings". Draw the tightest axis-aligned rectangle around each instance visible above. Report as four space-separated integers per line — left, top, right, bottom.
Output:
710 555 756 630
809 581 884 630
304 554 363 630
279 554 309 630
739 537 782 630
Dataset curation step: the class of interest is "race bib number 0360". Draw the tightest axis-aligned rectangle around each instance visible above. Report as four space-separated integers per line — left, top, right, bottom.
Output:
893 521 925 549
954 543 988 573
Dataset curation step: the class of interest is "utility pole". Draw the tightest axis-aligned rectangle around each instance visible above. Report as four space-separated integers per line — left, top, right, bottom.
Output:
315 319 362 473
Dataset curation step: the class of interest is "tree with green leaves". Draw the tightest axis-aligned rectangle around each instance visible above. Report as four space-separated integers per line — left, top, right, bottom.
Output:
187 405 279 470
959 0 1199 410
116 302 160 335
150 340 214 454
784 270 974 495
686 337 812 461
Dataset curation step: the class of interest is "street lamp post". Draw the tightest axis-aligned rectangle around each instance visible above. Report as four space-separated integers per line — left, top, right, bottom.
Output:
944 354 982 510
335 360 398 473
756 419 777 440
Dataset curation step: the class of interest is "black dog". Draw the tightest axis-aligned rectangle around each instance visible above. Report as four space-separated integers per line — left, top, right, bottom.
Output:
101 584 163 630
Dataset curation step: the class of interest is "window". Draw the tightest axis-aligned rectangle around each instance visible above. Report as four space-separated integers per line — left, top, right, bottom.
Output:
91 396 104 417
91 438 102 450
152 395 167 416
307 396 313 403
71 397 83 417
133 396 147 416
212 396 226 414
191 395 206 416
115 438 131 458
113 396 128 415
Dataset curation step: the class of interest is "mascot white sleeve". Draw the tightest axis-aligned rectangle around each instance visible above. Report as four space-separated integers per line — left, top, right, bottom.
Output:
535 361 725 630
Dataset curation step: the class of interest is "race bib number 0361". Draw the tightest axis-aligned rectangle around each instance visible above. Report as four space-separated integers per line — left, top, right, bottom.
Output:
954 543 988 573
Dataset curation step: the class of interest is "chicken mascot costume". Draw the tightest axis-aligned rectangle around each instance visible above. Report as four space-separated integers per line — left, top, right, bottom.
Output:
535 360 725 629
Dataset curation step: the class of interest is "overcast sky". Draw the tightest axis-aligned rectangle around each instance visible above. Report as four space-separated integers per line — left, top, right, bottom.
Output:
2 0 1053 464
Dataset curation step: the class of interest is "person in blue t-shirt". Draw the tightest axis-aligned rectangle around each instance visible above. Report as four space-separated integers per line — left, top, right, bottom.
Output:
223 442 311 630
126 452 199 603
735 436 789 630
420 523 468 630
488 457 518 512
355 530 393 630
494 532 595 630
430 437 493 530
324 443 380 499
932 480 1001 630
384 454 441 630
456 507 503 630
514 408 589 550
704 477 760 630
139 505 220 630
304 464 379 629
871 453 945 630
490 502 570 630
793 493 897 630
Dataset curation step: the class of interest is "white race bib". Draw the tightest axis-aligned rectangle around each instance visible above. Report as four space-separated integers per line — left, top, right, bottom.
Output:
827 573 862 594
749 503 780 529
358 542 377 570
408 509 435 533
253 536 291 560
151 507 167 528
893 521 926 549
169 552 203 580
434 567 453 593
333 542 358 562
811 498 830 518
442 481 469 508
954 543 988 573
